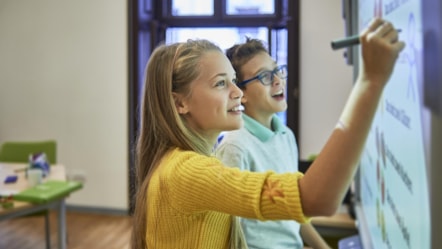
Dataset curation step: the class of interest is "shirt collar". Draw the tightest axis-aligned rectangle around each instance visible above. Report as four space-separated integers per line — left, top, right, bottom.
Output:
243 114 286 142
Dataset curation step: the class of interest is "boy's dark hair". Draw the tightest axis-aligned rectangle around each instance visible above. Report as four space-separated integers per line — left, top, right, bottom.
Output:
225 37 269 84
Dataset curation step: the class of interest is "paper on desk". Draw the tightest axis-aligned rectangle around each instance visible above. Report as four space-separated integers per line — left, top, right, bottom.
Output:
0 165 15 176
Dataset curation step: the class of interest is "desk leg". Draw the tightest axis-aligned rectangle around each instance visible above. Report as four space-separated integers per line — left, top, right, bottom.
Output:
58 199 67 249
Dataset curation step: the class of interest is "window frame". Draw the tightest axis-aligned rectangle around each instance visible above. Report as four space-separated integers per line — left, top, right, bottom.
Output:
129 0 300 213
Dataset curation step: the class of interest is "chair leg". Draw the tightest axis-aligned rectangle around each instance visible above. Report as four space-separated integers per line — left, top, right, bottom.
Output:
45 212 51 249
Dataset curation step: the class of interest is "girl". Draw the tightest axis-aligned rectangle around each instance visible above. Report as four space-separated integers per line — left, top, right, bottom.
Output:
131 18 404 249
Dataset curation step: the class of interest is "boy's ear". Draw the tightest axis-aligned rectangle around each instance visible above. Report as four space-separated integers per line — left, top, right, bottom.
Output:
172 92 189 114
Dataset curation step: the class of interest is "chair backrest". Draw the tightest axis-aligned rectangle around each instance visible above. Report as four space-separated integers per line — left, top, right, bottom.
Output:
0 140 57 164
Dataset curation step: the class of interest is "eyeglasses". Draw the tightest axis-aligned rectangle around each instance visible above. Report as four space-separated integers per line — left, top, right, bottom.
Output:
237 65 288 88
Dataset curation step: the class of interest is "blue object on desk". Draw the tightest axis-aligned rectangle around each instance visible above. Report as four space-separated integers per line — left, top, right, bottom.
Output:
339 234 362 249
4 175 18 184
30 152 51 177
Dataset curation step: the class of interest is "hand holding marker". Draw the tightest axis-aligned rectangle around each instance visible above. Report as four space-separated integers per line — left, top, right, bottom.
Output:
331 29 401 50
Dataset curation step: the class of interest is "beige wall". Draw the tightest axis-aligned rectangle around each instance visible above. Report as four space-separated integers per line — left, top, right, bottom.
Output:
0 0 352 209
299 0 354 159
0 0 128 210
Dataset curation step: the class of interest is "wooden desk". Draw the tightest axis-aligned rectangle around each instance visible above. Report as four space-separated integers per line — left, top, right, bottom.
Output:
0 163 72 249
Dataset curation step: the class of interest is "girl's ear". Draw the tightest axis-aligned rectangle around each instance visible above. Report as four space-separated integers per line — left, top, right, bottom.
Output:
172 92 189 114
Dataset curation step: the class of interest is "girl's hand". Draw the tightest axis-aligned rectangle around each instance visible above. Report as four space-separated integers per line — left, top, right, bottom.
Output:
358 18 405 88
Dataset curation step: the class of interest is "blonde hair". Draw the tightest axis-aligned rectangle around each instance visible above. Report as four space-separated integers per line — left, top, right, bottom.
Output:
131 39 247 249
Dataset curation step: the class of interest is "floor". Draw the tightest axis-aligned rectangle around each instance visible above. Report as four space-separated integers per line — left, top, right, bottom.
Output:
0 211 132 249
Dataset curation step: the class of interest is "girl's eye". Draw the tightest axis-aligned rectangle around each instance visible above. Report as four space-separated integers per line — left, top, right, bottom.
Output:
215 80 226 87
232 78 238 85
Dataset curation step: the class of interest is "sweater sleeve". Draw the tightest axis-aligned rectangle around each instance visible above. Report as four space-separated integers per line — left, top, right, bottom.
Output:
159 149 310 224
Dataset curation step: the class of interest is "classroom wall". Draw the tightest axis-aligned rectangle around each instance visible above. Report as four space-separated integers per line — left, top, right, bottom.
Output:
0 0 351 209
0 0 128 210
299 0 354 159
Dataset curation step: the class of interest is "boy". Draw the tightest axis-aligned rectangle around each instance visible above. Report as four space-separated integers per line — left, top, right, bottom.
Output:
216 38 331 249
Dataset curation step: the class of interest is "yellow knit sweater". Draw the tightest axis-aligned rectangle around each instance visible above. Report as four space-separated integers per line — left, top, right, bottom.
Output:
146 148 309 249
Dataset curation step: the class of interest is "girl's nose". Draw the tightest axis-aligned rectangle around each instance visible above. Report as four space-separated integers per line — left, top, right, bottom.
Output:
231 83 243 99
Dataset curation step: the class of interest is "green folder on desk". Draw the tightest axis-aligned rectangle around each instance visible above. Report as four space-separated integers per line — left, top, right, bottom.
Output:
13 180 82 204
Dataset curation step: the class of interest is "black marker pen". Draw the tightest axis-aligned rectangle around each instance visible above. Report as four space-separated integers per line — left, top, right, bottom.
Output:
331 29 401 50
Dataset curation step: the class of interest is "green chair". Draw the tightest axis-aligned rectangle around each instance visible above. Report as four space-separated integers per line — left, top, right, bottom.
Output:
0 140 56 164
0 140 57 249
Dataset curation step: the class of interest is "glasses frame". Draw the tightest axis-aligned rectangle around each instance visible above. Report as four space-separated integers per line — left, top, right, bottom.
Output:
237 65 288 88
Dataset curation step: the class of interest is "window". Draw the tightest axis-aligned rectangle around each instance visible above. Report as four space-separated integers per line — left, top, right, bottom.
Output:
170 0 276 16
166 27 268 50
172 0 213 16
226 0 275 15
